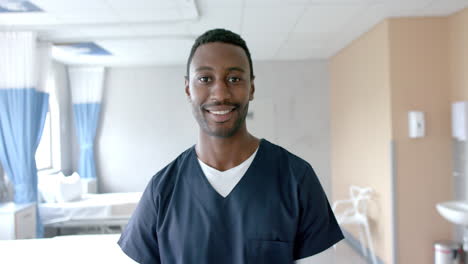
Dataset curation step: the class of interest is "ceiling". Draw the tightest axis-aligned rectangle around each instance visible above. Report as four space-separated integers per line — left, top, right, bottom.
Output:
1 0 467 66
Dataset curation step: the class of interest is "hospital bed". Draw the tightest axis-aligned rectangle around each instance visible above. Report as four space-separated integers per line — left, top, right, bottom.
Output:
39 192 142 233
0 234 136 264
37 172 141 233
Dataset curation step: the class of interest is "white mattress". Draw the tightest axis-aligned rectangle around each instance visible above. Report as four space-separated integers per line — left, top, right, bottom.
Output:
39 192 142 225
0 234 136 264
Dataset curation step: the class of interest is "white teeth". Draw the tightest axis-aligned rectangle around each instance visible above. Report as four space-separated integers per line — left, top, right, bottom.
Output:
210 110 231 115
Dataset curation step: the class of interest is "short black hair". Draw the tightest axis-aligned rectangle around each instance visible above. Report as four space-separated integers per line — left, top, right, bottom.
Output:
186 28 254 79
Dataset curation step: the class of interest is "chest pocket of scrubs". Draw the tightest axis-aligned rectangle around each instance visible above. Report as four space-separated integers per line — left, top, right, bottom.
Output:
247 240 293 264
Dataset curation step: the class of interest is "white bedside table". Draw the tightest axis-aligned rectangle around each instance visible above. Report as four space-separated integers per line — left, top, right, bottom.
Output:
0 202 36 240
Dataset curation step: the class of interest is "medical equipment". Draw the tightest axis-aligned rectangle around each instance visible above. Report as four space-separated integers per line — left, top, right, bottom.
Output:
332 185 377 264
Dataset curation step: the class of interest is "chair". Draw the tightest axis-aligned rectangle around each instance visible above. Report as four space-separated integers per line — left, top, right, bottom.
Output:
332 185 377 264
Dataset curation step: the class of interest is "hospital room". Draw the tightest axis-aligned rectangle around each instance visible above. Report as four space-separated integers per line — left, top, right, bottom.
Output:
1 0 468 263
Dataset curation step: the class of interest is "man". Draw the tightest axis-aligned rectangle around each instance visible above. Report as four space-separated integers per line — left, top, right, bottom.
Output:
118 28 343 264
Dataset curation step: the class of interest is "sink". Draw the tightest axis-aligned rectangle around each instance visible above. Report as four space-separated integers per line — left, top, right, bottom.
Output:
437 201 468 226
437 201 468 251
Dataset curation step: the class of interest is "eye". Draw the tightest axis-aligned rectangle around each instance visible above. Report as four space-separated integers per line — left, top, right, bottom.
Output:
227 76 241 83
198 76 212 83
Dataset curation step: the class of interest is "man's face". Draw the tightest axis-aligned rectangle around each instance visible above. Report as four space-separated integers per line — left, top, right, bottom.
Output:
185 42 255 138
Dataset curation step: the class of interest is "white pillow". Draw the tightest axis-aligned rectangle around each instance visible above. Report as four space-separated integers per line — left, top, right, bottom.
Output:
55 172 82 203
38 172 83 203
38 173 61 203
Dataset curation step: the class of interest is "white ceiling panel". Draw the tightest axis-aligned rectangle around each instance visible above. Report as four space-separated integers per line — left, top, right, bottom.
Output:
0 13 59 25
144 38 194 61
31 0 110 12
121 23 190 36
380 0 433 9
43 24 191 42
177 0 199 9
7 0 464 65
245 0 311 8
180 6 199 18
308 0 374 2
294 4 367 34
106 0 198 22
114 7 183 23
374 0 434 17
242 31 289 60
40 29 87 41
420 0 468 16
276 32 327 60
44 27 131 42
96 40 151 56
95 38 194 62
242 7 304 35
277 46 327 60
188 8 243 34
71 27 132 38
197 0 244 9
53 10 119 24
103 0 178 10
326 4 385 57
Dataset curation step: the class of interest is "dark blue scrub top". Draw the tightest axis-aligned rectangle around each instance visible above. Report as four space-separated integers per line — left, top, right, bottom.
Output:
118 139 343 264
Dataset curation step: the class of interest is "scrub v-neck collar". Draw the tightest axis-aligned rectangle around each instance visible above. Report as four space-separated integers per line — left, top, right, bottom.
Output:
188 138 265 204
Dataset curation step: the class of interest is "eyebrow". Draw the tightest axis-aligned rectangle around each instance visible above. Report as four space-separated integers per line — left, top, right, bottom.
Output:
226 67 245 73
194 66 213 72
194 66 246 73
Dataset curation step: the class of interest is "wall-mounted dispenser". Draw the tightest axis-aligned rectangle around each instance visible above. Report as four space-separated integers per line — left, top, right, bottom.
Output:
452 101 468 141
408 111 425 138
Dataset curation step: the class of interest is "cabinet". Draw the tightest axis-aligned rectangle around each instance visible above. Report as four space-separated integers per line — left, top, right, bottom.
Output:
0 202 36 239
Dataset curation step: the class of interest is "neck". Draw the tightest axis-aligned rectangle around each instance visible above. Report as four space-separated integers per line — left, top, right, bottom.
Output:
196 128 260 171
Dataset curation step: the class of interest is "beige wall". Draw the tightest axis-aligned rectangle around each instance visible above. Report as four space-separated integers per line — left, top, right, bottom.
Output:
330 21 394 263
330 16 457 263
388 18 452 264
450 8 468 101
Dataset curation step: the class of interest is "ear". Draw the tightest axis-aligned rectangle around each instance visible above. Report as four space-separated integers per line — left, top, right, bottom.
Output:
249 77 255 101
184 76 191 100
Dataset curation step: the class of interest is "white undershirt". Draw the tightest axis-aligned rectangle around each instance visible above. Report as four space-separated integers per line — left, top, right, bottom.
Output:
197 147 259 198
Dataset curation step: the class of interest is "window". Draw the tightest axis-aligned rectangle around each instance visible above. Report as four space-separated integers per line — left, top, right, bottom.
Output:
35 71 61 172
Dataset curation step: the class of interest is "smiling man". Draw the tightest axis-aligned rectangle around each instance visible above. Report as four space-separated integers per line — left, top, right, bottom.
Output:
118 28 344 264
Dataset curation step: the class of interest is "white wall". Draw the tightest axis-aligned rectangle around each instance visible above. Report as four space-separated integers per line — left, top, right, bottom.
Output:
0 165 6 202
96 65 197 192
91 60 331 194
52 61 75 175
252 60 331 195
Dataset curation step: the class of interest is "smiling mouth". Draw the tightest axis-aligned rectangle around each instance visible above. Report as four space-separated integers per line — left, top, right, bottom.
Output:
204 106 237 123
207 109 234 115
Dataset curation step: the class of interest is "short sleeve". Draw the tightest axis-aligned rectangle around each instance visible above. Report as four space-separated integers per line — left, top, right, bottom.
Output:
118 177 161 264
293 165 344 260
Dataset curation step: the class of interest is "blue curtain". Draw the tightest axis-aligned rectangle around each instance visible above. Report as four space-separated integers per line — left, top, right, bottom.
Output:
73 103 101 179
0 88 49 237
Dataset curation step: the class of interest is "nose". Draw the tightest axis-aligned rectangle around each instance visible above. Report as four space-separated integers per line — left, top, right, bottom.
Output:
209 78 231 102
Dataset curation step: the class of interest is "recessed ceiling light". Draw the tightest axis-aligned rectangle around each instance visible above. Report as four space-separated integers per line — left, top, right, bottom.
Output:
55 42 112 56
0 0 43 13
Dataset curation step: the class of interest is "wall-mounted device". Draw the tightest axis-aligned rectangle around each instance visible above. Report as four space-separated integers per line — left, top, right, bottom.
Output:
452 101 468 141
408 111 425 138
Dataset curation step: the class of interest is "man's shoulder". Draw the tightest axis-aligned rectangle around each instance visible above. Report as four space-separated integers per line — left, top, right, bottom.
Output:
147 146 194 190
262 139 312 173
